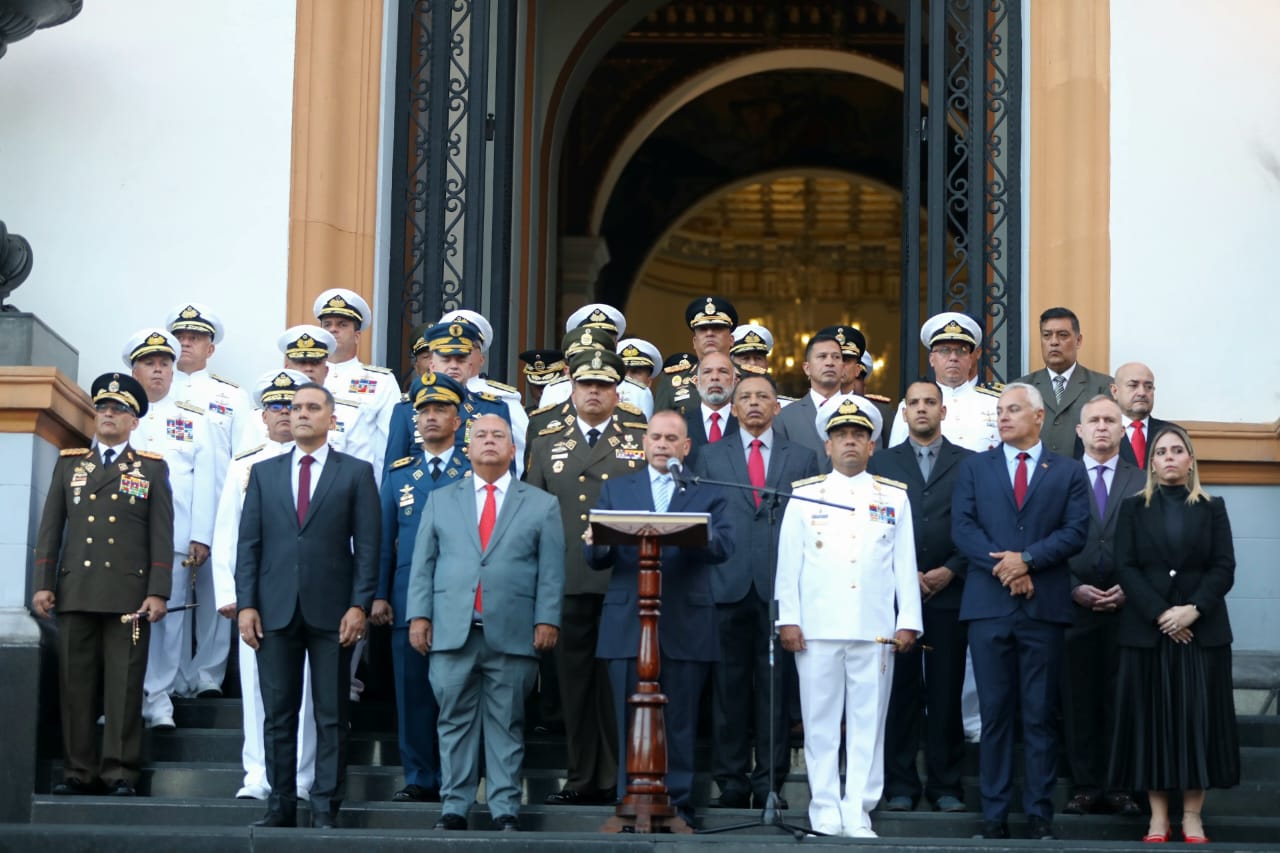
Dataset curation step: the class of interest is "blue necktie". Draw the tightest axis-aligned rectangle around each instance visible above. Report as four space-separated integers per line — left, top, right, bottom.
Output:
654 475 673 513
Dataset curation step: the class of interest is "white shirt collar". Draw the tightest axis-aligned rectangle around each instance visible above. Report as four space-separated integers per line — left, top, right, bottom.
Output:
1048 362 1077 384
742 426 773 449
1003 441 1042 466
475 470 512 495
1082 451 1117 472
294 443 330 465
808 387 836 408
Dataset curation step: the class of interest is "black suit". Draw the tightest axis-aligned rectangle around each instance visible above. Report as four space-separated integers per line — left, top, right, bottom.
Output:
694 431 820 802
683 405 737 470
236 446 380 823
1061 457 1145 797
1116 416 1175 469
868 437 973 807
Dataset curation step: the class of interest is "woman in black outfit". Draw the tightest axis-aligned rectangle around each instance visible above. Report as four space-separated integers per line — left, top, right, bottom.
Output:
1109 424 1238 844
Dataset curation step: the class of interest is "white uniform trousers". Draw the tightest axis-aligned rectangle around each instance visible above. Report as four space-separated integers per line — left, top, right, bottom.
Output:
238 637 316 797
962 647 981 740
796 639 894 836
143 550 189 723
177 560 231 695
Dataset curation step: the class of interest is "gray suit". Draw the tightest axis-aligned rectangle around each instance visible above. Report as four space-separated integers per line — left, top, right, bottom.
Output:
773 393 832 472
407 477 564 819
1016 364 1114 458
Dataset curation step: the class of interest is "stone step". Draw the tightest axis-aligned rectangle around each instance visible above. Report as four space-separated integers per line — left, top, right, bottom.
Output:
25 799 1280 844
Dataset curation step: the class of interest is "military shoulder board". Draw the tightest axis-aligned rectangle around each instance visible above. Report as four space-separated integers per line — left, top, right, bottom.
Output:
873 475 909 491
485 379 517 394
137 450 165 461
176 401 205 416
865 393 892 403
390 456 415 469
622 422 647 430
791 474 827 488
209 373 240 388
529 403 557 416
234 444 265 461
976 382 1004 397
478 392 500 402
61 447 92 457
538 423 564 436
616 401 643 416
365 365 394 375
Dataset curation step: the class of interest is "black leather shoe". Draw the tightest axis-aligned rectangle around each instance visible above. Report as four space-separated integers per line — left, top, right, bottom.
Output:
311 811 336 829
252 811 296 828
493 815 520 832
544 787 611 805
1105 791 1143 817
392 784 441 803
1028 816 1057 840
710 789 750 808
434 812 468 830
106 779 136 796
52 777 99 796
974 821 1009 839
1063 791 1098 815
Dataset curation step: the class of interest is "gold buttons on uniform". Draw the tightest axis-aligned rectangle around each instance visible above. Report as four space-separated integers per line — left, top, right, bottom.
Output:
579 476 586 483
580 514 587 522
108 516 117 523
108 538 115 545
105 562 111 568
87 516 95 523
86 537 93 544
89 494 97 501
579 494 586 502
601 473 609 480
83 560 90 567
111 494 119 500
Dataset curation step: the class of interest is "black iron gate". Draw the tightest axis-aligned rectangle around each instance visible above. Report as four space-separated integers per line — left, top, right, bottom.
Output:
901 0 1022 386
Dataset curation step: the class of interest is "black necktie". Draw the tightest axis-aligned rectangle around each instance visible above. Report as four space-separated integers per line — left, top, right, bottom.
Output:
587 428 600 447
430 458 442 481
103 448 116 466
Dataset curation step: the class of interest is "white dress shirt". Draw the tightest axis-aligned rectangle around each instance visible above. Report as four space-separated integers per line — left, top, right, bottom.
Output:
474 470 512 523
741 427 774 473
700 402 731 440
291 443 331 507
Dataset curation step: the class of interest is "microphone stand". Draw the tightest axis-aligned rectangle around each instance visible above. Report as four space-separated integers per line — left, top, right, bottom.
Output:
670 466 855 839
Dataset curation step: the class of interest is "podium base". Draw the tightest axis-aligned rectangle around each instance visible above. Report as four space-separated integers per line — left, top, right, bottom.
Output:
601 797 693 834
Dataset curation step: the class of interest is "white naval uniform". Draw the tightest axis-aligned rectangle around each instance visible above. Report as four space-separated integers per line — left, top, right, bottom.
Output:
174 368 257 456
323 357 399 479
775 470 922 837
887 377 1000 452
468 375 530 476
132 391 225 722
537 374 655 420
212 439 316 799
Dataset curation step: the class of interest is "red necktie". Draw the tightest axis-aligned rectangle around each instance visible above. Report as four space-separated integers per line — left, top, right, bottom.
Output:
475 483 497 613
708 411 722 442
1013 452 1029 509
1131 420 1146 469
748 439 765 507
297 454 314 526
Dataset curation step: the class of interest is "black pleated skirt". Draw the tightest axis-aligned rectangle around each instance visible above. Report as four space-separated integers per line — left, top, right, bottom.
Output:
1108 640 1240 791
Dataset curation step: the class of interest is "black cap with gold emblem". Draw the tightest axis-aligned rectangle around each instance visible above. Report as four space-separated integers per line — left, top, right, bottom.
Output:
816 325 867 362
519 349 566 386
569 348 624 385
92 372 148 418
662 351 696 374
685 296 738 330
561 325 616 357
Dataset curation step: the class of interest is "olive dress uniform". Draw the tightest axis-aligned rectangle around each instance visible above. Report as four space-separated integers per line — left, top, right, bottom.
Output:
35 443 174 790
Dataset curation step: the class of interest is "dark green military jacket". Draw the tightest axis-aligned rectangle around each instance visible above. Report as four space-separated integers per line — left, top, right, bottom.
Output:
35 446 175 614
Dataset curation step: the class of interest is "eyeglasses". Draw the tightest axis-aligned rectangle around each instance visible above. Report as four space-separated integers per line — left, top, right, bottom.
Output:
265 402 292 412
94 401 133 414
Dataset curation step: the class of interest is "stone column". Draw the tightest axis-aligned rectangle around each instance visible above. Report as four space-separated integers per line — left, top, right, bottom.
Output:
557 236 611 330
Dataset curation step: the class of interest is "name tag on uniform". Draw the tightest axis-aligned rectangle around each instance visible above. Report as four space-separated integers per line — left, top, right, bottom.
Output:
810 512 829 527
120 473 150 500
349 378 377 394
868 504 896 524
166 418 194 442
70 469 89 488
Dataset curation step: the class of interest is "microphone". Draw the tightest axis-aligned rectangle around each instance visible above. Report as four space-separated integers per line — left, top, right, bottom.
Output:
666 458 687 491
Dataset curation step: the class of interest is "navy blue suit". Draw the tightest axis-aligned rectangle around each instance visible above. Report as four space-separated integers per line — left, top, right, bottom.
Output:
951 444 1090 824
383 388 508 475
585 468 733 819
376 449 471 792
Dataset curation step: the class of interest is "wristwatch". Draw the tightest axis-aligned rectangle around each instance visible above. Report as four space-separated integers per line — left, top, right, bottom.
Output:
1020 551 1035 570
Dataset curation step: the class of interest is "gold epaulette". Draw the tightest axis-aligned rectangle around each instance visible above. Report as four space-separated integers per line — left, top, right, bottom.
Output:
209 373 240 388
616 401 644 416
663 364 691 375
60 447 92 457
976 381 1004 397
485 379 517 393
478 392 499 403
622 377 648 389
622 422 647 430
335 398 359 409
873 474 909 490
176 401 204 415
365 364 394 375
234 444 265 461
390 456 414 469
538 423 566 436
791 474 827 488
865 393 892 403
529 403 557 416
137 450 165 461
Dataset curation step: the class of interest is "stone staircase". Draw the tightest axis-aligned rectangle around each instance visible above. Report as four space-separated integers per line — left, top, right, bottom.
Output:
9 691 1280 850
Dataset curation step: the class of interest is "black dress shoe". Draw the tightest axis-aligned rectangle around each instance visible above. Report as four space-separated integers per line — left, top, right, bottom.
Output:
493 815 520 832
1028 816 1057 840
392 784 441 802
252 811 296 828
433 812 468 830
710 789 750 808
1063 791 1098 815
51 777 99 796
544 787 610 805
1105 791 1143 817
974 821 1009 839
311 811 336 829
106 779 136 797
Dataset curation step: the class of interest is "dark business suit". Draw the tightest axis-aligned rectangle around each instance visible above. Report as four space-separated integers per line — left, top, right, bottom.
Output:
1116 416 1174 469
868 437 973 807
951 444 1090 823
35 445 174 789
1016 365 1114 458
694 431 820 803
682 405 737 470
236 447 380 824
375 450 471 793
1061 457 1144 797
586 469 734 820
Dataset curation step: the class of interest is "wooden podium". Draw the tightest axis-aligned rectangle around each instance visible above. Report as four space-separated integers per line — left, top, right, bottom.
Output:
589 510 709 834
